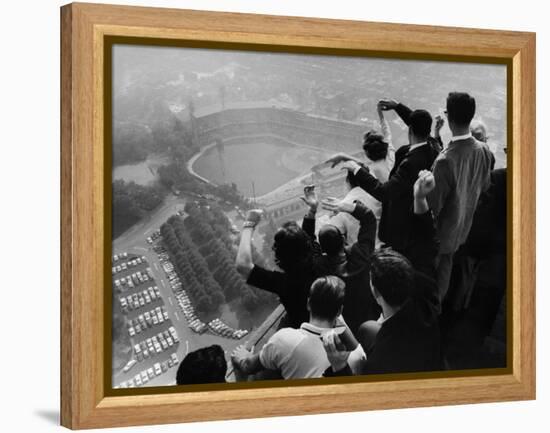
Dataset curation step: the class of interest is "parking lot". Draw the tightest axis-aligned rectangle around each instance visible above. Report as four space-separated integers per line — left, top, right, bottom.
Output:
111 253 181 388
112 196 265 388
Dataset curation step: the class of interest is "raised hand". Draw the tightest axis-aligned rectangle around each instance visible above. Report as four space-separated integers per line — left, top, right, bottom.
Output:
378 99 398 111
300 185 318 210
325 153 355 168
414 170 436 200
321 197 355 214
434 115 445 135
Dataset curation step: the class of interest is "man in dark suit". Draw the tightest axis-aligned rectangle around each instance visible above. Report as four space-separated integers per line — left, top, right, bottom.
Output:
325 100 440 258
322 171 442 376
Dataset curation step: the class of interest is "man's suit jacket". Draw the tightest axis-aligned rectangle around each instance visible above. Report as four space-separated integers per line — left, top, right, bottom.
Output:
354 143 439 253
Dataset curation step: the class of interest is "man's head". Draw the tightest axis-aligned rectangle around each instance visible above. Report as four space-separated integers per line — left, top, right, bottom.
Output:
308 275 346 322
446 92 476 131
470 119 488 142
369 248 414 308
318 224 345 257
273 221 314 274
408 109 432 144
363 130 389 161
176 345 227 385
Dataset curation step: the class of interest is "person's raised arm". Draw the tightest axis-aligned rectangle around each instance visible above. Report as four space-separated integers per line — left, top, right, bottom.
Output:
236 209 263 279
377 102 396 167
321 198 376 261
300 185 318 239
340 158 417 203
379 98 412 126
325 152 363 169
411 170 439 279
377 102 393 145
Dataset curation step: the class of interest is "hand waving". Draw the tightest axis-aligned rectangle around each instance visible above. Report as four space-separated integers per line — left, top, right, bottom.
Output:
300 185 318 210
321 197 355 214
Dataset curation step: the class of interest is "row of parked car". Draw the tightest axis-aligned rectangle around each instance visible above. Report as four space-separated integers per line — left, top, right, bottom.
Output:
133 327 180 362
146 229 161 245
112 252 128 263
208 318 249 340
176 292 208 334
154 245 210 335
127 306 169 337
116 353 180 388
112 256 147 276
114 268 153 293
119 286 161 312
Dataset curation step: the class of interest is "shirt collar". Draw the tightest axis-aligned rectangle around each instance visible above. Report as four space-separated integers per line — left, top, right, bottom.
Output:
451 133 472 142
300 322 333 335
409 141 428 152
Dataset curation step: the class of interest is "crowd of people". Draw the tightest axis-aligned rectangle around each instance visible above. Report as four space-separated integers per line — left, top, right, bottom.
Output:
174 91 507 385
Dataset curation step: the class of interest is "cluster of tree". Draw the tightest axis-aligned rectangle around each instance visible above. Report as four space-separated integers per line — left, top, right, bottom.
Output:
112 180 166 239
112 122 153 167
113 114 194 167
183 202 276 313
161 216 226 317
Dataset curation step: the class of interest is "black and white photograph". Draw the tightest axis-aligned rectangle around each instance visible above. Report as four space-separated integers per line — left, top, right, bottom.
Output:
110 44 507 389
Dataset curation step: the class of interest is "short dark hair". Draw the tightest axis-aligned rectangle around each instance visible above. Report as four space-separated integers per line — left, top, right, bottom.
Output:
446 92 476 126
318 224 344 256
176 345 227 385
308 276 346 321
363 130 389 161
409 109 433 139
370 248 414 307
273 221 314 274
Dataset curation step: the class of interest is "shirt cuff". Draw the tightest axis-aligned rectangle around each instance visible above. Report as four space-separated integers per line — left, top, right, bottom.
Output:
351 161 362 175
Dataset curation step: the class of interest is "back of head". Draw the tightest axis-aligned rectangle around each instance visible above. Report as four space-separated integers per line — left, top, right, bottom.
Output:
370 248 414 307
319 224 344 257
470 119 488 142
308 275 346 321
363 130 389 161
446 92 476 127
176 345 227 385
409 109 433 140
273 221 313 274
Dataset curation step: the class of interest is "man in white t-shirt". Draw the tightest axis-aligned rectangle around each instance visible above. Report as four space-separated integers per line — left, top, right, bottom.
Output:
231 276 364 380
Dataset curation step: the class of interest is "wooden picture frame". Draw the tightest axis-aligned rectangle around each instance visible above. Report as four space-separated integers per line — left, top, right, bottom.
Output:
60 2 536 429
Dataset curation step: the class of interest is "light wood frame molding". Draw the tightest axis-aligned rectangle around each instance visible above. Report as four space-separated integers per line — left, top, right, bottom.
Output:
60 2 535 429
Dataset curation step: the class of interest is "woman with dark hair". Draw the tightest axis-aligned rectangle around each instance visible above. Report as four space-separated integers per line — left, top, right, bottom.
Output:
324 103 394 247
236 209 321 329
176 345 227 385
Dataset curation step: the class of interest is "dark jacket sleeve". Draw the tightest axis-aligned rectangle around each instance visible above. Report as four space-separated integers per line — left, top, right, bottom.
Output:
348 202 377 264
408 211 439 279
246 265 285 296
302 216 316 240
301 215 323 259
323 364 354 377
354 160 416 203
395 103 413 126
409 211 440 314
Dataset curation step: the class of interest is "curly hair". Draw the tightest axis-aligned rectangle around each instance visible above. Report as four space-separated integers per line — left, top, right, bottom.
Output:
362 130 389 161
370 248 414 307
176 345 227 385
272 221 314 275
